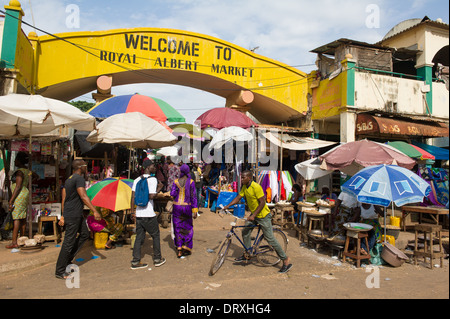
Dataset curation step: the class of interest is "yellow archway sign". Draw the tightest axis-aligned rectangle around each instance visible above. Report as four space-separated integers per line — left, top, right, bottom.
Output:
30 28 308 123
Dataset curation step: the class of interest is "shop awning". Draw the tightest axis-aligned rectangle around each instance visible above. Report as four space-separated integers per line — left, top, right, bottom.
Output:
263 132 336 151
356 113 449 137
411 141 449 160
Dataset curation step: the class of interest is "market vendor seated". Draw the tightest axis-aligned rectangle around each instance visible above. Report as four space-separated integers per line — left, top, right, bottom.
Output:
349 202 383 255
320 186 337 201
87 207 124 249
290 184 303 221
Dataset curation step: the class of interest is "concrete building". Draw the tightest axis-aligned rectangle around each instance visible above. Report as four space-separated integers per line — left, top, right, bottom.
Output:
309 16 449 146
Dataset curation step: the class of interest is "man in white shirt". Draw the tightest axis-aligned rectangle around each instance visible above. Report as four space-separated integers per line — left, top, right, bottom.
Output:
130 160 166 269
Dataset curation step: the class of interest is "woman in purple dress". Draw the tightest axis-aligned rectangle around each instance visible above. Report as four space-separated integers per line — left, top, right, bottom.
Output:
170 164 198 258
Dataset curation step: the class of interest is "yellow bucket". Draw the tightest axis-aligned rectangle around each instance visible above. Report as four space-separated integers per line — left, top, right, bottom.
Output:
390 216 401 227
94 232 109 249
381 235 395 246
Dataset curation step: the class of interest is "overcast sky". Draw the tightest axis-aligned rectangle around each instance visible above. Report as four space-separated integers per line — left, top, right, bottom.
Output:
8 0 450 123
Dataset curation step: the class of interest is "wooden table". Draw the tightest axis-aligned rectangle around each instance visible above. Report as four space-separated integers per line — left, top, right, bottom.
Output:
401 205 449 231
295 202 319 242
271 203 295 229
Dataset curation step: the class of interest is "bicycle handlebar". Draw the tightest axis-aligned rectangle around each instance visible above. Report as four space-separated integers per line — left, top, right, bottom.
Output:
218 205 247 222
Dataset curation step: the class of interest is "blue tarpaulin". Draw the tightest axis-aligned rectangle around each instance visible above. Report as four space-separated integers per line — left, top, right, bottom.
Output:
411 141 449 160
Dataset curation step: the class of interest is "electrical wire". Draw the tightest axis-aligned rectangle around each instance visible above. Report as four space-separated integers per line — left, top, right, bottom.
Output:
0 9 312 93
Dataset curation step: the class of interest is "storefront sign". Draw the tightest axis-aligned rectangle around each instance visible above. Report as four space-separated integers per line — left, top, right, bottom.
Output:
356 113 449 137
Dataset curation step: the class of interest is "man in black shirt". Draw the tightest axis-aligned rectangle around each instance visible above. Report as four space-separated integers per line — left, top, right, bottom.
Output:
55 159 99 279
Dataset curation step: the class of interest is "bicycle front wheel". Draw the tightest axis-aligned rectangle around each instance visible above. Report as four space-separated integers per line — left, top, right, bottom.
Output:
256 228 288 266
209 237 231 276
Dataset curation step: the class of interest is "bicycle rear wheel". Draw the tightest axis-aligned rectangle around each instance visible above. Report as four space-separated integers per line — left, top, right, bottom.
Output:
209 237 231 276
256 228 288 266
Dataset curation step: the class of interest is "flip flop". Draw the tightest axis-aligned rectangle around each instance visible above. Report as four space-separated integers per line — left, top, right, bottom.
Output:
105 244 116 250
55 272 71 280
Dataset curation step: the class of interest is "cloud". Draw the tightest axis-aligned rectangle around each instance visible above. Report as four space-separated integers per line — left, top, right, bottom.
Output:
12 0 449 123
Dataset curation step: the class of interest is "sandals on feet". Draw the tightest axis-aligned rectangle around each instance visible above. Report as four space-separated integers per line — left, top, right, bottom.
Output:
55 272 71 280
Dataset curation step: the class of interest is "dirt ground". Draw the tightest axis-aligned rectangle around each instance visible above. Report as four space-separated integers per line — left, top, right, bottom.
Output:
0 207 448 303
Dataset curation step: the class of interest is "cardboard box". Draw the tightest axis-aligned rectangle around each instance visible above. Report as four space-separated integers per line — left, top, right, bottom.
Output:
50 203 61 219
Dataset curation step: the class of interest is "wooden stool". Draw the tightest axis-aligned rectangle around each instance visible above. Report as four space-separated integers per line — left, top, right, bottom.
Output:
414 224 444 269
342 230 371 268
306 214 326 250
37 216 60 243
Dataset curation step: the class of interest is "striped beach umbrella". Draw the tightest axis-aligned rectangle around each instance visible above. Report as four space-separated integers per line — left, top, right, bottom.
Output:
87 94 185 123
86 178 134 212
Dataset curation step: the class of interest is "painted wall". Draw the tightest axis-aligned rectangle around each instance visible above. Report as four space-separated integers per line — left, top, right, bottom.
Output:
354 72 425 115
433 81 449 118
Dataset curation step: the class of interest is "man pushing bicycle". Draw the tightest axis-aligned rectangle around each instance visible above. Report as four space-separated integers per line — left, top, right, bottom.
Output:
222 170 293 274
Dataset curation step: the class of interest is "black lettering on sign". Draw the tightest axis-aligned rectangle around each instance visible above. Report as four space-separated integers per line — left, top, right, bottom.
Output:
100 50 138 65
214 45 232 60
124 34 200 57
211 64 254 78
154 57 198 71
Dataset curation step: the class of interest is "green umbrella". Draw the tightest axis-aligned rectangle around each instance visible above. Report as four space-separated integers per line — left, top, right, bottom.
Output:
387 141 422 159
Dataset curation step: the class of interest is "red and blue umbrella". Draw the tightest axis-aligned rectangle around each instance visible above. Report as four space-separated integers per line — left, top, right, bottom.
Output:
87 94 185 123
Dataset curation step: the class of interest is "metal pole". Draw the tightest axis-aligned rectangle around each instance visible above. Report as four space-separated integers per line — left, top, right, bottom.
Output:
28 122 33 238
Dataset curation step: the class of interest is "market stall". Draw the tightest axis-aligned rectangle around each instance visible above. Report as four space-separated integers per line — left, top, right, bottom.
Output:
0 93 96 241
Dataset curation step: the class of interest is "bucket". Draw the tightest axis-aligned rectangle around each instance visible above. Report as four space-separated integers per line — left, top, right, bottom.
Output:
381 235 395 246
381 242 408 267
94 232 109 249
390 216 401 227
233 204 245 219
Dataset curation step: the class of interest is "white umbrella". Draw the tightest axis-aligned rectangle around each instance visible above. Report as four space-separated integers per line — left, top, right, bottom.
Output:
208 126 253 150
295 157 334 180
0 94 95 136
0 93 96 238
157 146 180 157
86 112 177 149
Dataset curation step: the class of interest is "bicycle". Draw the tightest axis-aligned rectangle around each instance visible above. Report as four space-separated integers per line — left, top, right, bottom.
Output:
209 209 289 276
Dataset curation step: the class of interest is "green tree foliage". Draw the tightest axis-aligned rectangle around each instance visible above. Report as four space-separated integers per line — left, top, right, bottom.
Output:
69 100 95 112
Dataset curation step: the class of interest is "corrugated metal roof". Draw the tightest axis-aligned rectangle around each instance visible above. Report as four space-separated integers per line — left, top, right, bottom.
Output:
310 38 390 56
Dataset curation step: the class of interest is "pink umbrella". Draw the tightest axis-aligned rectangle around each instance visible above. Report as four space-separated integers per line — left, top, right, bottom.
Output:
195 107 257 130
319 139 416 176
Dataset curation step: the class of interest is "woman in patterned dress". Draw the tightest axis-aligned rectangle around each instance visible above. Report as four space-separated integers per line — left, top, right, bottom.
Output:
6 152 31 249
87 207 124 249
170 164 198 258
